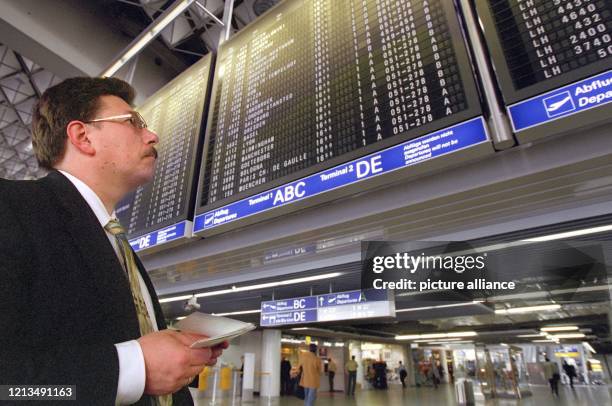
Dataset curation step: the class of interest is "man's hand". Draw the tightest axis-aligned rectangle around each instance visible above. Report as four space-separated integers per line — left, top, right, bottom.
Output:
138 330 228 395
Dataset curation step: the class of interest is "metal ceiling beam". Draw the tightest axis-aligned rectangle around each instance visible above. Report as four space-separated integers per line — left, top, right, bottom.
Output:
100 0 197 77
14 51 41 98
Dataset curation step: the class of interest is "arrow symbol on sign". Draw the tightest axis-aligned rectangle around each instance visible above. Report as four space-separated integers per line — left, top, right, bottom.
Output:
319 297 324 306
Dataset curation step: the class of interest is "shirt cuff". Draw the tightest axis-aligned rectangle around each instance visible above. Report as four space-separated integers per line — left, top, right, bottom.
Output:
114 340 146 405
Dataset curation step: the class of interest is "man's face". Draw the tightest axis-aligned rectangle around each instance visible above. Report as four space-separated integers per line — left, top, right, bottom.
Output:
89 95 158 189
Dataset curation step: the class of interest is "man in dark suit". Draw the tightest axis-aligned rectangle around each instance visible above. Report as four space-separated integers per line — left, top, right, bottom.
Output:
0 77 226 405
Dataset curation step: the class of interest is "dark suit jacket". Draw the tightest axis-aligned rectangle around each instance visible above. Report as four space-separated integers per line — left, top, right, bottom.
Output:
0 171 192 405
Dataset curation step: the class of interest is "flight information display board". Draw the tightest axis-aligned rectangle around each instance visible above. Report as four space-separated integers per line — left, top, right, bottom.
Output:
476 0 612 137
195 0 485 232
116 54 212 248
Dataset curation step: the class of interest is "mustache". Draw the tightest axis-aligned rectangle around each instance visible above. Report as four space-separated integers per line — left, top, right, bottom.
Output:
146 148 158 159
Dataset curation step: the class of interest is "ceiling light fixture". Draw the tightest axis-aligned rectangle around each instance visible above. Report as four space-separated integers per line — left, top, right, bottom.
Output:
396 300 484 313
583 342 596 354
159 272 342 303
413 338 464 343
495 304 561 314
100 0 197 77
541 326 579 332
396 331 477 340
523 224 612 242
212 309 261 316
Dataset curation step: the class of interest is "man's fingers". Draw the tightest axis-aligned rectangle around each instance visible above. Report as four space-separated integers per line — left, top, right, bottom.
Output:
174 331 209 346
189 347 212 366
212 341 229 350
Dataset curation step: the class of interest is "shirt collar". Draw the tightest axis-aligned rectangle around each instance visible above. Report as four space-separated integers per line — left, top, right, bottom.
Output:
58 170 116 227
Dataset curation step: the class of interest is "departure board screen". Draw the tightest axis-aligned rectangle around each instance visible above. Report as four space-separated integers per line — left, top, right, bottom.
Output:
476 0 612 103
117 54 212 237
197 0 481 212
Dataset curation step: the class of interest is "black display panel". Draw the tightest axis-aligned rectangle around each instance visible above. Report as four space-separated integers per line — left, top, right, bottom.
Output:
197 0 482 212
476 0 612 103
116 54 212 237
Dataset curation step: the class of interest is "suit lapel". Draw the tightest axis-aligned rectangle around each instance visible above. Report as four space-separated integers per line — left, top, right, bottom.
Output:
41 171 141 337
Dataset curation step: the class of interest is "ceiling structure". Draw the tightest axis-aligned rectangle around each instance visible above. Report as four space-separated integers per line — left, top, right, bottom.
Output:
0 0 280 180
0 44 59 180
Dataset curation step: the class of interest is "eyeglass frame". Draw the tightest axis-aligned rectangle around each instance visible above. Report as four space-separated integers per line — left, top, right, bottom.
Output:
84 111 148 130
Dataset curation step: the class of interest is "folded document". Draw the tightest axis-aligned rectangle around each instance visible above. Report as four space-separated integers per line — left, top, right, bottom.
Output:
174 312 256 348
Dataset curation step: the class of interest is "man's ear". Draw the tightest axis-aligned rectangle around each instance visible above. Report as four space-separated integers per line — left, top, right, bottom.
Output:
66 120 95 156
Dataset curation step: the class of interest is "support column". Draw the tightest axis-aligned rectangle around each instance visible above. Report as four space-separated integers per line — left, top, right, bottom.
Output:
404 345 416 386
260 329 281 398
348 340 364 390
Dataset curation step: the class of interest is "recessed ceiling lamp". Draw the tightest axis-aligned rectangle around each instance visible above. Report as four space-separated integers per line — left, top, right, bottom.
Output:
550 333 586 339
495 304 561 314
541 326 578 332
523 224 612 242
396 331 477 340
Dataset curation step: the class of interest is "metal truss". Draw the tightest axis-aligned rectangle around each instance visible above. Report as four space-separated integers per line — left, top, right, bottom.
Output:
0 43 59 180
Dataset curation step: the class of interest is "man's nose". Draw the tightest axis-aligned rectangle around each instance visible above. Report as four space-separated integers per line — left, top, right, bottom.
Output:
144 128 159 145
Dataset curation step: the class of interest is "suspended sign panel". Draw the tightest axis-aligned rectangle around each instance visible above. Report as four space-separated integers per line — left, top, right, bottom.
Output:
260 289 394 327
475 0 612 141
116 54 213 251
195 0 489 235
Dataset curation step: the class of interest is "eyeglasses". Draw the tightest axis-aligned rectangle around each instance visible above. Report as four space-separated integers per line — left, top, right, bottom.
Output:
85 111 147 130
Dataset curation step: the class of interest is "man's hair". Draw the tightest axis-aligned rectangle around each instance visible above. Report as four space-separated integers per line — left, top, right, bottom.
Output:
309 343 317 353
31 77 135 169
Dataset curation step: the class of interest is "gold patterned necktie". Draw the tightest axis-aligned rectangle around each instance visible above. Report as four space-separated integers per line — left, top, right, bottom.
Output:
105 219 172 406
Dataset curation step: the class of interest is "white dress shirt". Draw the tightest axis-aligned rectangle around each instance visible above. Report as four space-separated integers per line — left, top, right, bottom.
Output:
59 170 156 405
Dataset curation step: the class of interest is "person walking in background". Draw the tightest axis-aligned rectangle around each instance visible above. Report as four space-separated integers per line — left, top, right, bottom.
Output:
373 358 388 389
298 344 322 406
543 357 560 397
562 360 577 389
281 357 292 396
345 355 358 396
327 357 337 392
398 361 408 388
431 363 440 389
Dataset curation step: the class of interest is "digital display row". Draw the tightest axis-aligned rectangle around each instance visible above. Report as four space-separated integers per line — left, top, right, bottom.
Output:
477 0 612 103
124 0 612 247
197 0 481 210
116 54 212 236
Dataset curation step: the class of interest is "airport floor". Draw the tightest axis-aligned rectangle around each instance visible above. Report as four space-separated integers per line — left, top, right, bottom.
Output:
192 383 612 406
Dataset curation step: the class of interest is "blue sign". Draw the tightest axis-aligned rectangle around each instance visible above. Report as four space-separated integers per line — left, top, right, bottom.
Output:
317 289 389 307
261 296 318 314
194 117 488 233
128 221 189 252
508 69 612 132
260 309 317 326
260 289 392 326
318 290 364 307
